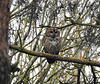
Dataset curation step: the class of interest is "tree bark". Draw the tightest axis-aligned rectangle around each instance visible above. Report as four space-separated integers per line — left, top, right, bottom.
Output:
0 0 11 84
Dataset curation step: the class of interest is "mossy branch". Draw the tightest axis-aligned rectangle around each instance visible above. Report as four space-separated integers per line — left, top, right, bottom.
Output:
9 44 100 67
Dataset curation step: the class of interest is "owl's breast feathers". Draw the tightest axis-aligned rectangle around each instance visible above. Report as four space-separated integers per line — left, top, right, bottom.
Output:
44 37 61 55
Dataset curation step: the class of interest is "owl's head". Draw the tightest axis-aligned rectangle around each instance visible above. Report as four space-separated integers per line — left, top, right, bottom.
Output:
46 28 60 38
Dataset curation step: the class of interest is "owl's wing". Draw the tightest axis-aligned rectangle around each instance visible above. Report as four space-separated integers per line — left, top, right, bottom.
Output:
44 38 49 53
44 46 48 53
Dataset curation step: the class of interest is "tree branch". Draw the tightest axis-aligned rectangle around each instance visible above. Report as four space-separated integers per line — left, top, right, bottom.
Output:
74 22 100 28
9 44 100 67
39 22 100 29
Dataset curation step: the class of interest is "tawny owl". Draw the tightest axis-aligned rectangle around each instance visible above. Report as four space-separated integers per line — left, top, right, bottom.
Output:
44 28 62 64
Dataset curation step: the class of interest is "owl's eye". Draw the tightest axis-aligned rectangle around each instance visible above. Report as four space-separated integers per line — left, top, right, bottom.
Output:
50 31 53 33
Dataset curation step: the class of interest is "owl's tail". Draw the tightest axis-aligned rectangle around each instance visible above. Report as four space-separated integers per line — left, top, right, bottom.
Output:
47 58 55 64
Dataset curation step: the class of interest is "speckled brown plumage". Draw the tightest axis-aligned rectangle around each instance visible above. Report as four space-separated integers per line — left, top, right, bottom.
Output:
44 28 62 64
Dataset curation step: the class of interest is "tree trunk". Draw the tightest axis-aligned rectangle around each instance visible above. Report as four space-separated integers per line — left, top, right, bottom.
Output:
0 0 11 84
